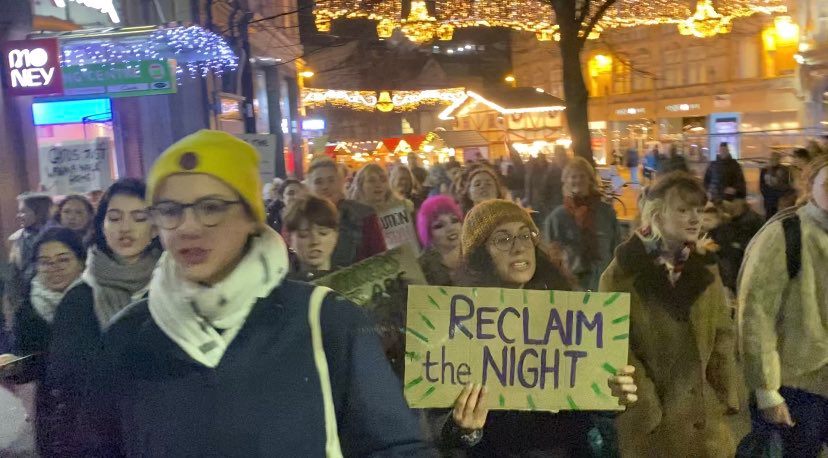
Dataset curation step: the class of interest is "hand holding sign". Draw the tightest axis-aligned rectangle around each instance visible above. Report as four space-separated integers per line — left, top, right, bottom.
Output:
452 384 489 431
404 286 632 412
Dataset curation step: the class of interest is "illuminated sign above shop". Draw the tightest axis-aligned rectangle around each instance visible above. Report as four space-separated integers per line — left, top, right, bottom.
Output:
665 103 701 112
52 0 121 23
302 119 326 131
2 38 63 97
615 107 646 116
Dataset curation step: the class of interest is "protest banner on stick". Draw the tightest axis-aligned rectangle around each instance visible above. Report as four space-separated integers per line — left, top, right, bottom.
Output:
404 286 630 412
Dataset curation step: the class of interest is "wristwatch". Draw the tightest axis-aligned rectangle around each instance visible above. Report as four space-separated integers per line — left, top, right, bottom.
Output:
459 428 483 447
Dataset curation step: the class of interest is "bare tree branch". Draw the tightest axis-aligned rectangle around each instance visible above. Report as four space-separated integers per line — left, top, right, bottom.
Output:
581 0 617 44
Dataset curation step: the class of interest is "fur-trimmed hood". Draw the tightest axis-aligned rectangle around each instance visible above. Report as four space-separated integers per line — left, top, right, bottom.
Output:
613 234 719 320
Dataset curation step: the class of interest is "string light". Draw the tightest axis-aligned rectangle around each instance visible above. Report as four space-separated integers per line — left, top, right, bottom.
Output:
438 90 566 120
302 87 466 112
60 26 238 83
314 0 787 43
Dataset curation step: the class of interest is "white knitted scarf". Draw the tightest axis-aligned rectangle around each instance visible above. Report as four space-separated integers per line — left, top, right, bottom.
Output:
148 227 288 368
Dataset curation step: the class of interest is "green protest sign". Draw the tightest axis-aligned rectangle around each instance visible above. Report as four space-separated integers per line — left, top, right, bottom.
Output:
62 60 176 97
404 286 630 412
314 246 426 377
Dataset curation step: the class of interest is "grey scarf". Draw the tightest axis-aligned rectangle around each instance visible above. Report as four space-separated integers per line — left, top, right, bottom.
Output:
82 246 162 328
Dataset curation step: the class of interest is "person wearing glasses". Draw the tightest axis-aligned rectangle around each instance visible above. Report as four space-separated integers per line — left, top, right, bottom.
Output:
438 199 637 456
88 130 430 456
34 178 162 456
600 173 739 457
0 227 85 457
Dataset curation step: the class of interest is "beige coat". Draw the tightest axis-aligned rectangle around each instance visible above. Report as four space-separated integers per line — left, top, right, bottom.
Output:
600 236 740 458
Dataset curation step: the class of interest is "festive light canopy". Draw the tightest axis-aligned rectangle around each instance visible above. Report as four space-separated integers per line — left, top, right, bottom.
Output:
315 0 787 43
58 26 238 81
303 87 466 112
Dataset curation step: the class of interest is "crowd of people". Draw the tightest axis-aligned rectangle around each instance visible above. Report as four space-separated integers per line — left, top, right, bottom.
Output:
0 129 826 457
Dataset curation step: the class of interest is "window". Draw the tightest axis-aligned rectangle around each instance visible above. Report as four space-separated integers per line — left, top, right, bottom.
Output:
613 57 631 94
631 49 653 92
686 46 706 85
662 44 684 87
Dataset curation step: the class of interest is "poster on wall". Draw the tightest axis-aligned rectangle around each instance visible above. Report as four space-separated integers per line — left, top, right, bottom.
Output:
39 138 113 195
404 286 631 412
377 204 420 254
313 246 426 377
236 134 277 183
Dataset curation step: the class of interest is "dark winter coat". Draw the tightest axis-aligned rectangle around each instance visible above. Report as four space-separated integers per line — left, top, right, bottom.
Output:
710 209 764 292
524 163 563 222
418 248 453 286
35 283 119 457
87 280 432 457
658 154 690 175
332 199 388 268
759 165 793 211
544 201 620 291
625 149 639 168
600 236 739 457
12 297 51 358
704 158 747 201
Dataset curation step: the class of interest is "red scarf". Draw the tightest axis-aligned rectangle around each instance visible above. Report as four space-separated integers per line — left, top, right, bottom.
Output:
563 194 600 261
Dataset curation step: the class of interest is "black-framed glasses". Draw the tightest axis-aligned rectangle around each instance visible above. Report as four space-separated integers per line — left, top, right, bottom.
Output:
150 198 242 230
488 230 537 252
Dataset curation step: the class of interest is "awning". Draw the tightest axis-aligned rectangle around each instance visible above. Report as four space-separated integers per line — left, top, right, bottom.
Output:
402 134 426 150
382 137 402 151
434 130 488 148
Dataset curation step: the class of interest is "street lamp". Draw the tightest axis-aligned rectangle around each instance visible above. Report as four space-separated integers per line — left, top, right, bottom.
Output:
300 70 315 78
504 74 516 87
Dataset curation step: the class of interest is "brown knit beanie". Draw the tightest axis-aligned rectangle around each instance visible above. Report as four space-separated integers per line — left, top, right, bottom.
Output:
462 199 538 258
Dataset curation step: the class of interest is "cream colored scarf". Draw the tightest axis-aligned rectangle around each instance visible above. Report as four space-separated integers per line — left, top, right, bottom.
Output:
148 227 288 368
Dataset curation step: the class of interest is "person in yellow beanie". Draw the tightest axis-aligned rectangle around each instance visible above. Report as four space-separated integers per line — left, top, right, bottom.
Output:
435 199 638 456
83 130 432 457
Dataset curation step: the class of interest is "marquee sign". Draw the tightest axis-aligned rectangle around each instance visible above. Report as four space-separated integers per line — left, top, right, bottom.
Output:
1 38 64 97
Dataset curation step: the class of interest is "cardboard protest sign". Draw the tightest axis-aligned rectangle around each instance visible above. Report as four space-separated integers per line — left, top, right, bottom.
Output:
314 246 426 377
39 139 113 194
377 205 420 255
236 134 277 183
404 286 630 412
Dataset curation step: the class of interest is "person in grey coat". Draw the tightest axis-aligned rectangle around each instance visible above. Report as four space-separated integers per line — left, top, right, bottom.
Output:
544 157 620 291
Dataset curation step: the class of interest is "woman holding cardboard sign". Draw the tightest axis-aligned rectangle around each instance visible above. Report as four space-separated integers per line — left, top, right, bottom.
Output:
600 172 739 457
442 199 637 456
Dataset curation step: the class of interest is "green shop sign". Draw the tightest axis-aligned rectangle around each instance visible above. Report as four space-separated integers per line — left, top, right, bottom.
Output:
62 60 176 97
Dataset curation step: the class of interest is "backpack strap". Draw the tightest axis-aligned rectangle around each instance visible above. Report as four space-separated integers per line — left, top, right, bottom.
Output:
781 214 801 279
308 286 344 458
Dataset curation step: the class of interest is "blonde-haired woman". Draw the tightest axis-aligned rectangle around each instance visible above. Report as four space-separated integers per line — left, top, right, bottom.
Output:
544 157 619 291
350 163 414 215
389 165 422 209
600 172 739 457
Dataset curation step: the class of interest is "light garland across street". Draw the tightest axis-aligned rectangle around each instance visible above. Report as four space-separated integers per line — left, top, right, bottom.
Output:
302 87 466 112
314 0 788 43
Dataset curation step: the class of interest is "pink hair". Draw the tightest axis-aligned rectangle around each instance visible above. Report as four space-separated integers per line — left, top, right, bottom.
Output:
416 195 463 248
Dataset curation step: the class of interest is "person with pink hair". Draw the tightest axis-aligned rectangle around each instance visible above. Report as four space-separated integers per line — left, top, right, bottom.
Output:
416 195 463 285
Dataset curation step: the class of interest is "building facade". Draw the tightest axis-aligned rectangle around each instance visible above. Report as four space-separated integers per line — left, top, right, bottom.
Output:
512 11 826 163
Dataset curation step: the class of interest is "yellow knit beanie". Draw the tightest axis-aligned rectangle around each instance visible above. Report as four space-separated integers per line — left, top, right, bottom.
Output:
462 199 538 257
146 130 265 223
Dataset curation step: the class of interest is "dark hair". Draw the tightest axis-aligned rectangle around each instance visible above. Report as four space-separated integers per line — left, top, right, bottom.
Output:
18 193 53 229
55 194 94 225
284 195 339 232
92 178 160 257
32 226 87 265
458 164 507 213
277 178 304 199
457 242 574 291
793 148 811 161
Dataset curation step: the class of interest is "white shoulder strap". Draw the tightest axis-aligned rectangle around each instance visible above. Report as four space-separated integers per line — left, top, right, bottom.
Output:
308 286 344 458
